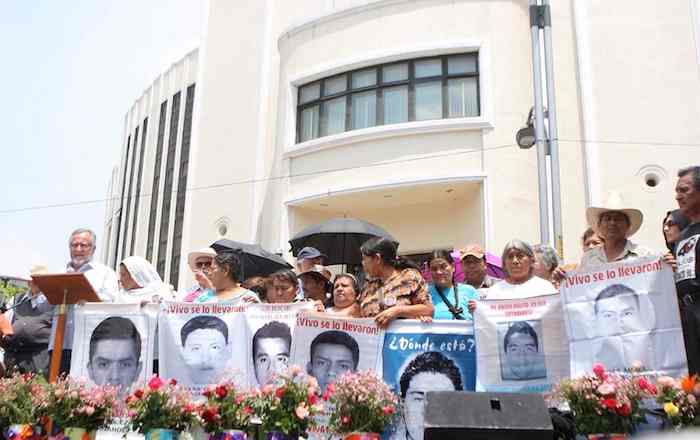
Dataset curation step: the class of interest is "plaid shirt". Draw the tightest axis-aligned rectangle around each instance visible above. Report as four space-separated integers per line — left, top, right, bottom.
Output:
359 268 431 317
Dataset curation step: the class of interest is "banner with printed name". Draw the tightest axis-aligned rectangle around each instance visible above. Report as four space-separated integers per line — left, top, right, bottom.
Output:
291 313 384 440
474 294 569 393
158 301 248 393
561 256 686 377
381 319 476 440
245 302 314 388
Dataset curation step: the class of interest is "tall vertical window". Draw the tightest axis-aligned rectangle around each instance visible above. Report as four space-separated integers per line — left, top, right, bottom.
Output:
146 101 168 262
121 126 139 261
157 91 181 278
296 53 479 142
129 117 148 256
170 84 195 287
113 135 131 267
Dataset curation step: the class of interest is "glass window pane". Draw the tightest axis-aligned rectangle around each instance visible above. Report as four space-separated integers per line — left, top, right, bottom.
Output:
383 85 408 125
383 63 408 82
415 59 442 78
351 91 377 129
300 82 320 104
415 81 442 121
448 54 477 75
448 78 479 117
352 69 376 89
299 105 319 141
321 97 346 135
324 75 346 96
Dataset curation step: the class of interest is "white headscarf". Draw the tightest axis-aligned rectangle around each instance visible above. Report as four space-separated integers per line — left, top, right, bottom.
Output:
119 256 174 303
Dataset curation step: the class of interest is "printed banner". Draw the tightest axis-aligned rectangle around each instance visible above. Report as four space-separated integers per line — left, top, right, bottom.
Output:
382 319 476 440
561 256 687 377
291 313 384 440
245 302 314 387
70 303 156 397
474 294 569 393
158 301 247 393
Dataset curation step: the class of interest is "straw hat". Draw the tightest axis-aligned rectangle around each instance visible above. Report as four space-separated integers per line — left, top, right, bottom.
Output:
187 247 216 271
586 192 643 238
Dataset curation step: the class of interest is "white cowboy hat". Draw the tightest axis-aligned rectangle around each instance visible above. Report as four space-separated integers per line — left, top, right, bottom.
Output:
586 192 643 238
187 247 216 272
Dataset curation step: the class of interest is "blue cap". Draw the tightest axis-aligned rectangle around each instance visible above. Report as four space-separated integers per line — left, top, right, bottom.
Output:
297 246 327 261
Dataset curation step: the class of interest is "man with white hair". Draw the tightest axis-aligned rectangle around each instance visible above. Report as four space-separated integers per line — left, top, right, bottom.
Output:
48 228 118 375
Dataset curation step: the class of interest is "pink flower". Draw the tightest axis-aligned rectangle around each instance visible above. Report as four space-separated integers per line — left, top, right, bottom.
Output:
295 403 309 420
289 365 302 376
637 377 656 395
261 384 274 395
148 376 164 391
382 405 395 415
592 363 607 380
84 406 95 416
597 383 615 395
688 394 697 404
657 376 676 388
341 415 351 425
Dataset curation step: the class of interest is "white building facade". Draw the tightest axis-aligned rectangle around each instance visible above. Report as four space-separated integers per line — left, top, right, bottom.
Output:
105 1 700 289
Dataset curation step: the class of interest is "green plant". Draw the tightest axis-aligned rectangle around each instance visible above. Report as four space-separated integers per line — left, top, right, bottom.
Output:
0 372 48 427
46 377 119 431
326 370 397 435
200 380 255 434
548 363 654 434
252 365 323 435
125 376 198 434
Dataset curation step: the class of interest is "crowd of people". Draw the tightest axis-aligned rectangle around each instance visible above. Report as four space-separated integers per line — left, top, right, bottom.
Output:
0 165 698 383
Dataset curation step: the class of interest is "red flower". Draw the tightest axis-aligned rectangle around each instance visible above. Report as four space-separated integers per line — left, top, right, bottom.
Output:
382 405 395 415
148 376 164 391
134 389 144 399
169 378 178 386
592 363 607 380
308 393 318 405
637 377 656 395
215 385 228 399
617 403 631 416
243 406 253 415
322 383 335 401
275 387 286 398
201 407 219 423
601 398 617 410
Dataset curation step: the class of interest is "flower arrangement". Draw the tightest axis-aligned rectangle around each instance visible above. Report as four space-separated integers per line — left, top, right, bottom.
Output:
655 375 700 428
0 372 48 435
253 365 323 436
326 370 398 436
548 363 655 435
200 379 255 435
125 376 198 434
46 377 120 432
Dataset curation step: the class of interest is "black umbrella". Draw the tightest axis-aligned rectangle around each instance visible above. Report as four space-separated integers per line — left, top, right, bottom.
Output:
289 218 397 266
210 239 292 278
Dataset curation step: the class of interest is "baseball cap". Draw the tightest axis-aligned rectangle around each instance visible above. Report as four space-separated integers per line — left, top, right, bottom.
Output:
297 247 328 261
457 244 485 260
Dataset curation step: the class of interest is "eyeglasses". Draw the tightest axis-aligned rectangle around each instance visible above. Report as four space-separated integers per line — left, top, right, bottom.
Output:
70 242 92 249
195 261 212 269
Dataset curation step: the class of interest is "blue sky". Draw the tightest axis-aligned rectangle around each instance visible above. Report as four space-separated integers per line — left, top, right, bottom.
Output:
0 1 203 276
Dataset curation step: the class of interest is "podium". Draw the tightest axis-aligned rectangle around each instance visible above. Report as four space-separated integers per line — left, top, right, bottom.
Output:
30 273 100 383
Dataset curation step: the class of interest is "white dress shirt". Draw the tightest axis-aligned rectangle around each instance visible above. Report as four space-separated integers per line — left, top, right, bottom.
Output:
48 259 118 351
